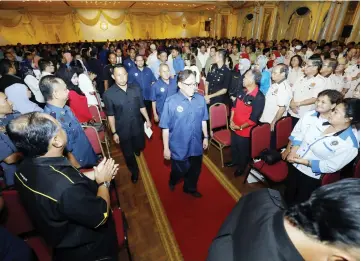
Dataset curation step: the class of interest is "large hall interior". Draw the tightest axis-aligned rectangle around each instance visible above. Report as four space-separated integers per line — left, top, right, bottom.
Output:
0 1 360 261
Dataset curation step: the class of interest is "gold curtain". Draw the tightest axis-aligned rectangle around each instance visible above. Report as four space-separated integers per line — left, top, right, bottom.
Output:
0 14 23 27
75 10 126 26
165 12 200 26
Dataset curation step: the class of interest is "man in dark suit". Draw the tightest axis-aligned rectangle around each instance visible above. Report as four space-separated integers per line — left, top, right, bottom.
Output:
87 48 105 96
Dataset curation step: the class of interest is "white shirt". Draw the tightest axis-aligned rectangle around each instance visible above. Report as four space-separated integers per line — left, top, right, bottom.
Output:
287 67 304 87
184 65 200 83
344 63 360 98
24 75 45 103
260 80 292 124
329 74 346 92
78 73 98 106
288 74 326 119
116 56 122 64
320 75 337 91
40 71 53 79
197 52 209 69
147 51 157 67
291 124 359 180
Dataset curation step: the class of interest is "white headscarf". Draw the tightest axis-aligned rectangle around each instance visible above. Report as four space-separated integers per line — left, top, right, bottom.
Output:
239 58 251 75
256 55 268 72
5 83 43 114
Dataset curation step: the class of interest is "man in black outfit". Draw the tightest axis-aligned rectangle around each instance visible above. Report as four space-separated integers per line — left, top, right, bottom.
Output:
103 64 152 183
87 48 105 96
207 178 360 261
6 112 119 261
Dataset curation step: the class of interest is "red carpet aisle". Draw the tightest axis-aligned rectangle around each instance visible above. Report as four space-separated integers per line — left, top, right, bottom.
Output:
142 126 237 261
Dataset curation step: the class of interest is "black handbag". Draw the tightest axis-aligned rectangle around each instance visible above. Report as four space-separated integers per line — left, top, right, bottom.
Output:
259 149 282 165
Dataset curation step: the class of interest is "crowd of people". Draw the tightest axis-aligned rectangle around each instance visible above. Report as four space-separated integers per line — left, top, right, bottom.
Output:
0 36 360 260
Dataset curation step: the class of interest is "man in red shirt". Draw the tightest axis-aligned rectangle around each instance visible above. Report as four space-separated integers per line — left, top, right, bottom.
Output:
225 69 265 176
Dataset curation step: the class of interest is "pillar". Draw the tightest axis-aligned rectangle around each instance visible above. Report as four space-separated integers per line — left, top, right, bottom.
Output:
251 6 257 39
236 10 242 36
308 1 323 39
199 12 205 36
319 1 337 41
332 1 349 40
348 2 360 42
268 5 279 41
255 4 265 40
326 2 341 40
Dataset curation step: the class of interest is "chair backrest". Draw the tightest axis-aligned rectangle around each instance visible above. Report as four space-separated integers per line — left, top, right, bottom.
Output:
197 89 205 96
250 123 271 158
83 126 105 157
209 103 228 130
354 159 360 178
88 105 102 123
2 189 35 235
321 172 341 186
275 117 293 150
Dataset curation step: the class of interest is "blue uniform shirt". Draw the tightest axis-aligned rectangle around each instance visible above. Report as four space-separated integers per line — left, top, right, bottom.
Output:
172 55 185 74
150 60 176 80
260 70 271 95
44 104 97 168
0 132 17 186
150 78 178 117
123 58 136 72
159 92 208 160
128 67 156 101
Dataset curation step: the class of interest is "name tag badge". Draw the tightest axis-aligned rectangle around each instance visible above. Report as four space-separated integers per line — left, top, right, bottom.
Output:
177 106 183 113
331 140 339 146
135 73 138 77
160 88 165 92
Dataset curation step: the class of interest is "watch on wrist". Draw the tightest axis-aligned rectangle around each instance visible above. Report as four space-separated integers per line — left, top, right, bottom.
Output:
98 181 111 189
204 136 209 139
112 131 117 136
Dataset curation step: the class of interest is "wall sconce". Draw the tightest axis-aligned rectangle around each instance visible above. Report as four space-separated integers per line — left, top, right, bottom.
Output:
100 21 108 31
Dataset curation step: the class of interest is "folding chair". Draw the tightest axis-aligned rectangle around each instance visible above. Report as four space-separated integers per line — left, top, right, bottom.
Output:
321 172 341 186
83 126 106 158
88 105 111 158
244 121 288 185
2 189 52 261
209 103 231 167
112 207 133 261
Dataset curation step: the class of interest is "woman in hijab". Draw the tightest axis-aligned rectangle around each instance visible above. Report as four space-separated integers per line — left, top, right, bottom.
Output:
5 83 43 114
63 61 94 123
229 58 251 102
254 55 271 95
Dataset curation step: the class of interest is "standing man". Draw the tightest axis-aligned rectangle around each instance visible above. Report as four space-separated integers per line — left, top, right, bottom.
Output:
103 52 117 91
103 65 152 184
160 70 209 198
205 49 231 106
204 46 217 76
229 45 240 69
150 50 176 80
128 55 156 119
197 44 209 75
151 64 178 122
115 48 123 64
123 47 136 72
147 44 158 67
171 47 185 75
39 75 98 168
224 69 265 177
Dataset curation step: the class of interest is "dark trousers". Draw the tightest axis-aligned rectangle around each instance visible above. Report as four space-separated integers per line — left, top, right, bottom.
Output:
119 134 145 175
284 164 321 206
231 132 250 173
288 114 299 128
144 100 152 120
170 155 203 192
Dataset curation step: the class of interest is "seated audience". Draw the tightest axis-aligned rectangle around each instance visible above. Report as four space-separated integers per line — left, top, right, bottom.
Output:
285 98 359 205
6 112 119 261
0 59 23 93
5 84 43 114
207 178 360 261
39 75 98 168
287 55 304 87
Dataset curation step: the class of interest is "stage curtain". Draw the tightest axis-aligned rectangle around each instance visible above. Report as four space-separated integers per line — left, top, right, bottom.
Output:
76 10 126 26
0 13 23 27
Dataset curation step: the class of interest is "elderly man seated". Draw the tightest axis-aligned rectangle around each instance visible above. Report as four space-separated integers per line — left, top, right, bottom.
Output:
6 112 119 261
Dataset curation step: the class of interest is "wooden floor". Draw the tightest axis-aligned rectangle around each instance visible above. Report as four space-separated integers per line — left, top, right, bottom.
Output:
113 138 265 261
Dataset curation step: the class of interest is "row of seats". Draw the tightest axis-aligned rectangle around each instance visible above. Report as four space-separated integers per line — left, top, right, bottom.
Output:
208 102 360 185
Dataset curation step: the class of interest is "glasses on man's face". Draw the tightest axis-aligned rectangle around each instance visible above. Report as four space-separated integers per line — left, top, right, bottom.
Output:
182 82 197 88
322 64 330 68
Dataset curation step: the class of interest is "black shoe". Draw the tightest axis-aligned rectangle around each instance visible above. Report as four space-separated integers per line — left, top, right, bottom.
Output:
134 151 140 156
169 182 175 191
131 173 139 184
183 189 203 198
234 169 244 177
224 161 236 168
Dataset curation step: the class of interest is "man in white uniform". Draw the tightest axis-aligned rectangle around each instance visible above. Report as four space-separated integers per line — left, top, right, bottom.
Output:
288 57 326 126
319 58 337 90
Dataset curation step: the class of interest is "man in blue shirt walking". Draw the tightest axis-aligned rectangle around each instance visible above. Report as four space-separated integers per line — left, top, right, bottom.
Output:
128 54 156 118
123 47 136 72
171 47 185 75
160 70 209 198
150 64 178 122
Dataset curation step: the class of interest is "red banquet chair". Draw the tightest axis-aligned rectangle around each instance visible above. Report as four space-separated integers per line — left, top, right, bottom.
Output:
112 207 133 261
245 117 292 185
83 125 106 158
88 105 111 157
354 159 360 178
209 103 231 167
321 172 341 186
2 189 52 261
